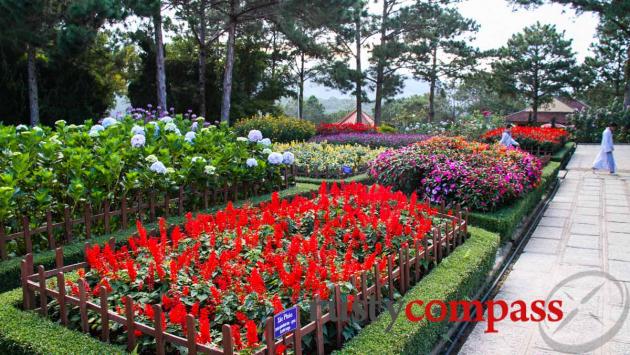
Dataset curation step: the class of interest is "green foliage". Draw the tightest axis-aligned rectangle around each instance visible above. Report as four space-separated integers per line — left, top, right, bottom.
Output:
551 142 576 169
404 111 505 140
295 173 372 185
493 22 577 122
0 117 291 257
338 226 500 355
376 124 397 133
0 33 129 125
569 100 630 143
233 114 316 143
469 161 560 241
577 20 629 107
0 287 126 354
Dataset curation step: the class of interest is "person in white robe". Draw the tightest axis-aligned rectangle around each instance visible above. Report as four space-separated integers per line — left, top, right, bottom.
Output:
499 124 519 148
592 123 618 174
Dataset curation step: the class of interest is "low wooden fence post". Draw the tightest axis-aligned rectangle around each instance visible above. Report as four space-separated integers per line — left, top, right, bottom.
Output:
99 286 110 342
222 324 234 355
22 216 32 254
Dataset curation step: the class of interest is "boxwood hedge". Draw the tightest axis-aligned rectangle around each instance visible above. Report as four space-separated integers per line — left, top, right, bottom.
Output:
338 227 500 355
0 287 126 354
551 142 576 169
295 173 373 185
0 183 321 293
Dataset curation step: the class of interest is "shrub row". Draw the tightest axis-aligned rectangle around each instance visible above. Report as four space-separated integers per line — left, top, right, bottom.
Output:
233 114 316 143
338 226 500 354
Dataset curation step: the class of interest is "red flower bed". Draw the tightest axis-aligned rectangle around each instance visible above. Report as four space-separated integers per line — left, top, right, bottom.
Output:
316 123 376 135
64 182 439 353
482 126 569 153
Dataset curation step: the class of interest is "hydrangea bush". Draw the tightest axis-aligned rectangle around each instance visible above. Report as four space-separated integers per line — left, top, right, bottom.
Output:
0 117 293 255
369 137 543 211
275 142 385 178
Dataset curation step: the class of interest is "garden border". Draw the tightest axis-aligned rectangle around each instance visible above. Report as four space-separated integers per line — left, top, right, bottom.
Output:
337 227 500 354
550 142 576 169
295 173 372 185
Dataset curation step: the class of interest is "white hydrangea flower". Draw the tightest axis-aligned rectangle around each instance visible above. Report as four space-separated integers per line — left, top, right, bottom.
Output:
191 156 206 164
237 137 248 142
102 117 117 128
204 165 216 175
246 158 258 167
184 131 196 143
165 167 175 175
131 125 145 136
208 125 216 129
159 116 173 123
16 124 28 131
131 134 146 148
258 138 272 147
262 148 272 155
54 120 66 126
150 161 167 174
145 154 158 163
191 122 199 131
267 152 283 165
248 130 263 142
282 152 295 165
164 122 181 135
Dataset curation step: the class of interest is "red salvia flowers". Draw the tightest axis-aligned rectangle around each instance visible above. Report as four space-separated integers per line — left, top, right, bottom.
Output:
69 182 439 352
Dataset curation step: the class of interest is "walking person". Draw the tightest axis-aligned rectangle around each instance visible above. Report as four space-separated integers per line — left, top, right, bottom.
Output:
592 123 618 175
499 124 520 148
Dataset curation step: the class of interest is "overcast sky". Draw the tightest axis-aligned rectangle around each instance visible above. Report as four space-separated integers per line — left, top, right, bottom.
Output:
307 0 600 100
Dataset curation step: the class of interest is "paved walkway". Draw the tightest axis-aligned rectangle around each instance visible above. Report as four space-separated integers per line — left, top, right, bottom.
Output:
459 144 630 355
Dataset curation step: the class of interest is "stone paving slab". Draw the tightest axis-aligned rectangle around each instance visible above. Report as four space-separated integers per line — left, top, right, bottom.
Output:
459 144 630 355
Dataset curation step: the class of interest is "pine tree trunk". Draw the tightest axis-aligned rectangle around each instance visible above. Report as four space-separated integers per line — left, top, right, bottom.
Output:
26 44 39 126
298 52 305 119
354 9 363 124
624 47 630 110
220 0 238 124
154 12 167 111
427 47 437 123
373 0 388 127
197 7 207 118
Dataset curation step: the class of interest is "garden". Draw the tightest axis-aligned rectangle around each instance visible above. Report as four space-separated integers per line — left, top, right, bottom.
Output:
0 114 573 355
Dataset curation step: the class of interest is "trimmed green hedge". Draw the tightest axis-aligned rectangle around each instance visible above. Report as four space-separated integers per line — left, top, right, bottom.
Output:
0 287 126 354
468 161 560 241
338 227 500 354
0 183 320 293
295 173 373 185
551 142 576 169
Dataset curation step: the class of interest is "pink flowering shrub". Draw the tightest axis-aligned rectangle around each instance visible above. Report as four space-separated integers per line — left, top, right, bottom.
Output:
368 137 543 211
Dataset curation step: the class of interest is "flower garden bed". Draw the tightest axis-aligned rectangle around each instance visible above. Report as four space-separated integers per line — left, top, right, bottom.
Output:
482 126 569 155
316 123 376 135
468 161 560 241
369 137 543 211
275 142 384 180
0 120 295 260
17 183 468 354
310 133 431 148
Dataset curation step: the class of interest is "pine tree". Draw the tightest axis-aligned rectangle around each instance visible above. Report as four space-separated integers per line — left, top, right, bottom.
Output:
0 0 123 125
403 1 479 122
493 22 577 123
125 0 169 111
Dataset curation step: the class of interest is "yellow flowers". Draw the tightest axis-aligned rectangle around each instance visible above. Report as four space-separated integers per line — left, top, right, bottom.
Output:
275 142 385 178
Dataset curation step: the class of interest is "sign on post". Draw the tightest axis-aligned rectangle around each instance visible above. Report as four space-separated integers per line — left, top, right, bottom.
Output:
273 306 298 339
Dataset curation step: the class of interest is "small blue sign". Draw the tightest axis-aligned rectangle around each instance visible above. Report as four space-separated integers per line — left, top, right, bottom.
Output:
273 306 298 339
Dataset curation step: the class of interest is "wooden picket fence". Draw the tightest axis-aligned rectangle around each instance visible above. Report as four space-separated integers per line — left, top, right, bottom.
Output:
20 205 468 355
0 166 296 261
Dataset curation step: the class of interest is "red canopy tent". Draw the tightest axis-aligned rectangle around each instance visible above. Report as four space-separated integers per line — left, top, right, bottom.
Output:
336 110 375 126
